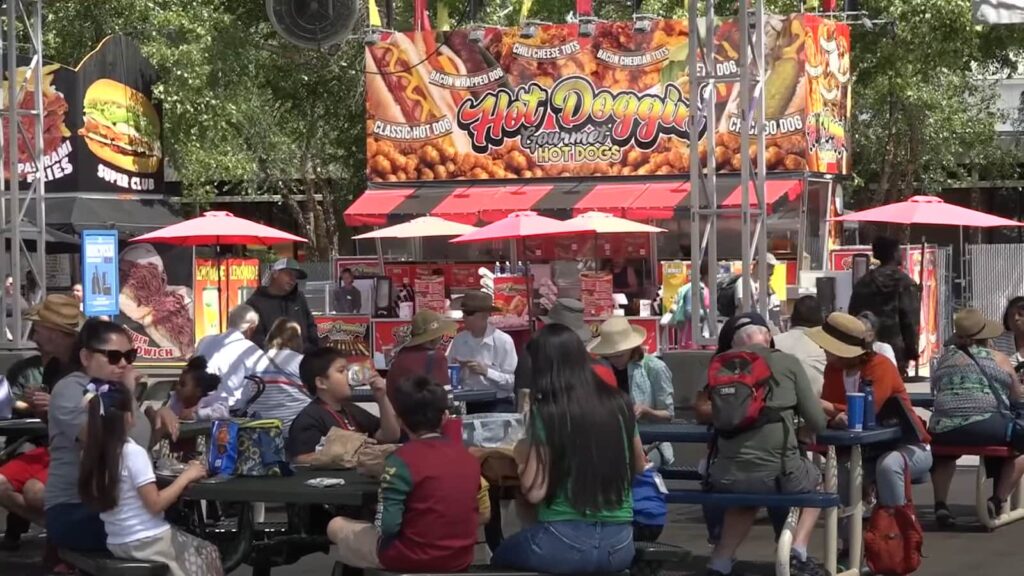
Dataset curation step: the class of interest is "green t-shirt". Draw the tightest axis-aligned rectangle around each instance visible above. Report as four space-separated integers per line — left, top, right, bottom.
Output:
529 409 634 523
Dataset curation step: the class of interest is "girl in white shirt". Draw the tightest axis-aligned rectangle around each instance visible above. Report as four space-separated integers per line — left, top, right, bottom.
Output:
78 382 223 576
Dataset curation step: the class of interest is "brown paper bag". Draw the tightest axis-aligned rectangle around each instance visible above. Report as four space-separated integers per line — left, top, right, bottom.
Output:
356 443 400 478
309 428 369 469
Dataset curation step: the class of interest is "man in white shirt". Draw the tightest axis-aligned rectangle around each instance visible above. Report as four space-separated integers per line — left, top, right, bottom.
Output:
774 295 827 396
450 291 517 413
172 304 265 418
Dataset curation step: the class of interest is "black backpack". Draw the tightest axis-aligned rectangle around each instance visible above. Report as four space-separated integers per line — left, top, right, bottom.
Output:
716 275 741 318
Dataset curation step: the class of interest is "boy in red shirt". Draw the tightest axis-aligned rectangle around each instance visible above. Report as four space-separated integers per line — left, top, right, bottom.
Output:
327 376 488 571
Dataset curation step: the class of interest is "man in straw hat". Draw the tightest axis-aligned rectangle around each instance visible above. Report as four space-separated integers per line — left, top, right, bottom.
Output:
386 310 457 400
450 291 517 413
0 295 83 551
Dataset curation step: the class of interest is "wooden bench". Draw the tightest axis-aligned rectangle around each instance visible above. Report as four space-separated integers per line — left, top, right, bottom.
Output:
59 549 169 576
931 444 1024 530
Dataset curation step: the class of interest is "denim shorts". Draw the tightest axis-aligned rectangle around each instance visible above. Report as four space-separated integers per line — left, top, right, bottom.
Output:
491 521 634 574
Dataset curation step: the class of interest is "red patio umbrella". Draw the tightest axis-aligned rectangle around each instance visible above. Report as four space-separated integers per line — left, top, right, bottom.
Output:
449 211 592 244
830 195 1024 228
132 211 308 246
131 211 307 333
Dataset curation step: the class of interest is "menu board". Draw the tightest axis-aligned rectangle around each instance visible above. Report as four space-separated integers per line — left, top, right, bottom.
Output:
492 276 529 329
580 271 614 318
315 315 371 363
414 275 446 313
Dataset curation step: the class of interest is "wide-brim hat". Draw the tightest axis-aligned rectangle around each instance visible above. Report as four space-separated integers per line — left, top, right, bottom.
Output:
455 290 502 314
25 294 85 335
807 312 870 358
539 298 591 343
404 310 457 348
954 308 1003 341
588 316 647 356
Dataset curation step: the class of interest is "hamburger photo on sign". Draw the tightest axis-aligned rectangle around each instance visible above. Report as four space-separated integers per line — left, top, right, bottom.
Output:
78 78 162 173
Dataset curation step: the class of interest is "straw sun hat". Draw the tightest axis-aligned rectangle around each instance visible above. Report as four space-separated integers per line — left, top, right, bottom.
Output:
588 316 647 356
806 312 871 358
403 310 457 348
25 294 85 335
953 308 1003 341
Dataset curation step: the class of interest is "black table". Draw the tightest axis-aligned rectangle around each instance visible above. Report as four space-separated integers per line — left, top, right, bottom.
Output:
161 468 378 576
0 418 46 437
349 387 499 404
173 468 378 507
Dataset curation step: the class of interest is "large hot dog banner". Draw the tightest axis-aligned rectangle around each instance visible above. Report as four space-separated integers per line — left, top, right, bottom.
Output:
365 15 850 182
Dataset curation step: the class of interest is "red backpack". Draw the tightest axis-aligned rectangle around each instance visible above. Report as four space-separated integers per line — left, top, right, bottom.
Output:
706 349 779 437
864 455 924 575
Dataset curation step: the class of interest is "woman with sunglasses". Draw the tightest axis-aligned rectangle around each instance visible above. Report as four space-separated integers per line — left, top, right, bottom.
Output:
44 319 178 554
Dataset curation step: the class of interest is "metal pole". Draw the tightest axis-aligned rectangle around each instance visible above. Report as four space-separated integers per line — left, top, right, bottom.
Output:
7 0 23 344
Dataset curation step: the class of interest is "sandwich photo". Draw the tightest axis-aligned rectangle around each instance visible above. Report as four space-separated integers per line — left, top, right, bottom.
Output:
119 244 195 358
78 78 162 173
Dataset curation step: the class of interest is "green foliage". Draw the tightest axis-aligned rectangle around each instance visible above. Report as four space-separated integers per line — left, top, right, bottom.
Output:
42 0 367 257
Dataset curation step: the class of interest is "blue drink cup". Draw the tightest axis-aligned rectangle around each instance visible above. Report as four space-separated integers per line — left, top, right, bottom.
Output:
448 364 463 391
846 392 865 431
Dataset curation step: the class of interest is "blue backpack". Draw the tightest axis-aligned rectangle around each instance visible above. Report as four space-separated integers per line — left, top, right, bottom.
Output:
632 466 667 526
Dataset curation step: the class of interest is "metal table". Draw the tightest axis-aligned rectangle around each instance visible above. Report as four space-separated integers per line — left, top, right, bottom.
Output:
638 420 902 576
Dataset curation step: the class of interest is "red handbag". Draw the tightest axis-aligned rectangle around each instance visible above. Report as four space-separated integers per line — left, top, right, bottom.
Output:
864 454 924 575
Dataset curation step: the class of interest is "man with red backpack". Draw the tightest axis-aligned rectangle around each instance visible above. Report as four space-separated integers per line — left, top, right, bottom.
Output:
699 313 830 576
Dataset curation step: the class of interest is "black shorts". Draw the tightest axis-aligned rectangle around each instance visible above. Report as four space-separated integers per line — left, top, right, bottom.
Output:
709 457 820 494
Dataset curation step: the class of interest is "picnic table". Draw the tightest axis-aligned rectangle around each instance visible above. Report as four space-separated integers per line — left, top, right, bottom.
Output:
161 467 378 576
638 421 902 576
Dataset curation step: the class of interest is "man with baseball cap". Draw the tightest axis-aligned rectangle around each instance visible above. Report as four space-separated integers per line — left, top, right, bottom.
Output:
246 258 318 352
0 295 82 551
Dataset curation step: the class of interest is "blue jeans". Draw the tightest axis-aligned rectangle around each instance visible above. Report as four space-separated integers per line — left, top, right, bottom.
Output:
46 502 107 552
492 521 634 574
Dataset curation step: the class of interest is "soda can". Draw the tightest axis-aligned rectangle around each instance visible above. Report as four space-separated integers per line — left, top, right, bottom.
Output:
448 364 463 391
347 363 374 387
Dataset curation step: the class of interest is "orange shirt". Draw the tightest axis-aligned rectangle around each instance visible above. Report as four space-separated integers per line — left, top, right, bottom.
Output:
822 353 907 414
821 353 930 443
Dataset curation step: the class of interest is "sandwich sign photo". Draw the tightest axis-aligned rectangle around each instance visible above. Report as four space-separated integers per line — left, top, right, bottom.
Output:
365 15 850 182
1 34 163 195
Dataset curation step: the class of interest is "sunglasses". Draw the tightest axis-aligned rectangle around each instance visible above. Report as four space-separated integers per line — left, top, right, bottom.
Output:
88 347 138 365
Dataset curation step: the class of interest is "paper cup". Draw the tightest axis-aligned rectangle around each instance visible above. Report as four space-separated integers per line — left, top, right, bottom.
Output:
639 299 652 316
398 301 414 320
846 392 865 432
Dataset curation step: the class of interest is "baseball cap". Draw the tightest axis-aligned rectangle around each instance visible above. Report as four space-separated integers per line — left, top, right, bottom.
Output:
271 258 307 280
